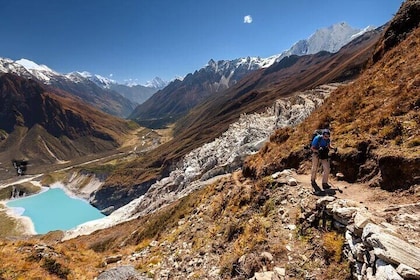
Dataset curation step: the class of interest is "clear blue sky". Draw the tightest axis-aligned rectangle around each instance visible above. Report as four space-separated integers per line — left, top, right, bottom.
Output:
0 0 404 85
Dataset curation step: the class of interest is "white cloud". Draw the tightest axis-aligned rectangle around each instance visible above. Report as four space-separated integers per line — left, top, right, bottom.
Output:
109 73 113 77
244 15 253 24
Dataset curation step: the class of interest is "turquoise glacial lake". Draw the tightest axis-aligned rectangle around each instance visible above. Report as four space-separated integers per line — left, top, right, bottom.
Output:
7 187 105 234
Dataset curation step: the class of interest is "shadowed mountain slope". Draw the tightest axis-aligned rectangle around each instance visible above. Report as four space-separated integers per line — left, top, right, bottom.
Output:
0 73 134 177
48 74 137 118
129 58 265 128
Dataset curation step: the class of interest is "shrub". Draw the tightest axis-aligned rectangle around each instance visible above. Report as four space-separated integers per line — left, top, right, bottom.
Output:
41 257 70 279
322 232 345 264
269 127 290 144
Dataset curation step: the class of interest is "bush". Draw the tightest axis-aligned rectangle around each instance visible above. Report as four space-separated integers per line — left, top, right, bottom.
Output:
322 232 345 264
42 257 70 279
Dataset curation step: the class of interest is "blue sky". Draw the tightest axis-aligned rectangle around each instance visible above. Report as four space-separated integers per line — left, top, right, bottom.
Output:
0 0 404 85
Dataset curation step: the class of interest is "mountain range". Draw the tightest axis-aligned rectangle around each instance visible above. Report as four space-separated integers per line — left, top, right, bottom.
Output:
129 22 372 128
1 22 369 123
0 73 134 172
0 58 164 118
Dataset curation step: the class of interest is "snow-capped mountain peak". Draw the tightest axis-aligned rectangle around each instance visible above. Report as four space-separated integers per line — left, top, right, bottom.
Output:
13 58 59 82
15 58 57 73
283 22 373 58
71 71 116 88
144 77 168 89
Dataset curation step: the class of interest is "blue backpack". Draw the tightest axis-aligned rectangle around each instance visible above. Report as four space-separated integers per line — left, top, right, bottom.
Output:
308 129 323 149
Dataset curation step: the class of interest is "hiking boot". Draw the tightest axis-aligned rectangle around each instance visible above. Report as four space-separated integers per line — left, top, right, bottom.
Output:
313 190 325 196
324 189 336 195
311 180 322 192
322 183 331 189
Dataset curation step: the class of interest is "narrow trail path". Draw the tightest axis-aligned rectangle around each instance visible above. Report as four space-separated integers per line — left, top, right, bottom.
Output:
294 172 418 213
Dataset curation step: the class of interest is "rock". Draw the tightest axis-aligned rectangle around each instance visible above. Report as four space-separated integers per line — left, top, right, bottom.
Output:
316 196 336 208
332 207 359 225
375 259 403 280
286 224 296 231
271 172 282 179
353 210 373 236
336 172 345 180
254 271 274 280
362 223 420 270
96 265 145 280
287 178 298 186
274 266 286 277
396 264 420 280
260 252 274 262
103 254 123 265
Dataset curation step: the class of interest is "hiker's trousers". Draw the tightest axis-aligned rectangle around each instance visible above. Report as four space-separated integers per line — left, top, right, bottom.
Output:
311 153 330 184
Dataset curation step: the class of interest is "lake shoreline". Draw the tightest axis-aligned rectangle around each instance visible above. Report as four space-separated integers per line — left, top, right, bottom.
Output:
3 181 103 236
1 200 37 235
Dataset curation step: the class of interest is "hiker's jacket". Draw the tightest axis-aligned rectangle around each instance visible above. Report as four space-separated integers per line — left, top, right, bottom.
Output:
311 135 330 150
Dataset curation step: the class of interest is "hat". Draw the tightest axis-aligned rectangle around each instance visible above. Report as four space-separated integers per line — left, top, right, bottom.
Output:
322 129 330 135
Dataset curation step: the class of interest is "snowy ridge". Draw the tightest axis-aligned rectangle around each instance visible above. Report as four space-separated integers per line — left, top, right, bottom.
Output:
275 22 374 63
0 57 167 89
72 71 116 88
63 83 340 240
199 22 371 90
0 57 34 80
15 58 59 83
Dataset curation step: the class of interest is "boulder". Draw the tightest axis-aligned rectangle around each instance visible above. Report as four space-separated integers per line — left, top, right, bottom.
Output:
362 223 420 270
96 265 145 280
396 264 420 280
375 259 403 280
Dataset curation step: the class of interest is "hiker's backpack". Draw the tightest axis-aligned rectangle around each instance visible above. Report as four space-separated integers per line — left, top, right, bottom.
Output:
305 129 323 150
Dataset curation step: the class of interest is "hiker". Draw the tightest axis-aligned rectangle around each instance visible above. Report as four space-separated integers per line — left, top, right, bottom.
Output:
310 129 336 193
